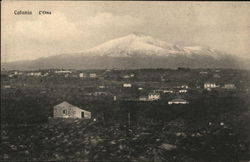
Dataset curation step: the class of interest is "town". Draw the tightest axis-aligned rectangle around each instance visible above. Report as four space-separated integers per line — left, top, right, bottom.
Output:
1 68 250 161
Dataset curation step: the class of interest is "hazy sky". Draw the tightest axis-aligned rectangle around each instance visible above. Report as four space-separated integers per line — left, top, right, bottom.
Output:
2 1 250 62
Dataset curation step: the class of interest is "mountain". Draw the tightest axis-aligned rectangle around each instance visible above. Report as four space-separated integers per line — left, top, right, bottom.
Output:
2 33 250 70
86 33 183 57
85 33 224 59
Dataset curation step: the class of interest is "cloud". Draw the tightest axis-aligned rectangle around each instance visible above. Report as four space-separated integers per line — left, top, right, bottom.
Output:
84 12 143 28
12 12 80 41
10 12 143 42
3 12 144 62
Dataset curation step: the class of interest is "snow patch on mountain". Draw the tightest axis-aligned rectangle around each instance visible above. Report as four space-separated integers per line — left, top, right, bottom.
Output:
84 33 224 59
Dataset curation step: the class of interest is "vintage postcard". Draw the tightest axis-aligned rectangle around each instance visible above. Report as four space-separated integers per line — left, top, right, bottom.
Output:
1 1 250 161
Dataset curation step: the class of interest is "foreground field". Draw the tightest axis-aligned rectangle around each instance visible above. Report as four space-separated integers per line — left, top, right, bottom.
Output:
1 112 249 162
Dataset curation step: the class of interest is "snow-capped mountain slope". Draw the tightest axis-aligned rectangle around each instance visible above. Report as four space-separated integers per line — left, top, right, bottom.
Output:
86 33 184 57
183 46 225 59
85 33 223 59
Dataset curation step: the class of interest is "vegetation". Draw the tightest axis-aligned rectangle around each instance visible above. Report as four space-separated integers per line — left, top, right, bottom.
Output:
1 68 250 161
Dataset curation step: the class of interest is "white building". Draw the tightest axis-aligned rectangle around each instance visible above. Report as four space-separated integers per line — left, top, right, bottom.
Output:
42 73 49 77
123 75 130 79
148 93 160 101
204 82 218 89
89 73 97 78
163 90 173 94
99 85 105 89
139 96 148 101
200 71 208 75
123 83 132 88
93 92 107 96
3 85 11 89
53 101 91 119
14 71 23 75
79 73 86 78
123 74 135 79
223 84 236 90
179 89 188 93
181 85 189 89
55 70 72 74
213 74 221 78
168 98 189 105
27 72 42 76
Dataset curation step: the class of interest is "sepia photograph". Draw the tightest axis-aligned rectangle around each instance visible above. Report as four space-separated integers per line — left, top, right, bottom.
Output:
1 1 250 161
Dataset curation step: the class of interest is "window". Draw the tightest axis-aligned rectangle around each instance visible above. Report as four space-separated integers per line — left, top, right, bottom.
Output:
63 110 67 115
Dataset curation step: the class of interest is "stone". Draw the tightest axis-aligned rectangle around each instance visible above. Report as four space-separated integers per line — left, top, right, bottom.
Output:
24 150 29 155
10 145 17 151
19 145 25 149
119 145 124 150
159 143 177 151
75 151 81 156
175 132 187 137
90 139 98 146
3 154 9 159
110 140 116 145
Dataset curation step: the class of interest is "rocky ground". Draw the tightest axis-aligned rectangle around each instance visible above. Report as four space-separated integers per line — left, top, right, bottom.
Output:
1 114 249 161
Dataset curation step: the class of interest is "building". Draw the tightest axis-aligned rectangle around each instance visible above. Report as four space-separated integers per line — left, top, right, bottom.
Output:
99 85 105 89
27 72 42 76
53 101 91 119
223 84 236 90
138 87 143 90
42 73 49 77
139 96 148 101
179 89 188 93
123 83 132 88
163 90 173 94
168 98 189 105
204 82 218 89
8 74 15 77
123 75 130 79
148 93 160 101
89 73 97 78
200 71 208 75
79 73 87 78
213 74 221 78
55 70 72 74
14 71 23 75
181 85 189 89
3 85 11 89
93 92 108 96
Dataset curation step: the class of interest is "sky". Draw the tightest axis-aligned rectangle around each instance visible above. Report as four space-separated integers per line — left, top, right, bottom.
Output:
2 1 250 62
